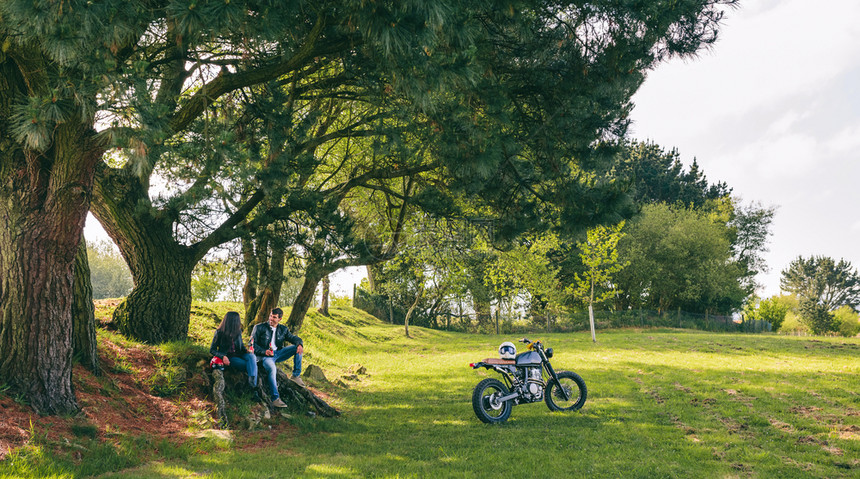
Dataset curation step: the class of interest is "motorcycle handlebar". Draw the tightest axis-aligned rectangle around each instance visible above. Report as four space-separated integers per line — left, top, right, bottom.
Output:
520 338 530 344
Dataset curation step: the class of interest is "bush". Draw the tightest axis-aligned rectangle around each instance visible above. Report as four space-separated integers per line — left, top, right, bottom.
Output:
778 311 809 335
757 297 790 331
146 356 187 397
833 306 860 337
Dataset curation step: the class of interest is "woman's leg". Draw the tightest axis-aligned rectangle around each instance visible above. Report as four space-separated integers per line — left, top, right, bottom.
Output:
227 354 259 388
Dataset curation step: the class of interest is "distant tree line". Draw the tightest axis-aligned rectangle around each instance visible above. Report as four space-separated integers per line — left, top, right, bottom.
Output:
358 140 777 333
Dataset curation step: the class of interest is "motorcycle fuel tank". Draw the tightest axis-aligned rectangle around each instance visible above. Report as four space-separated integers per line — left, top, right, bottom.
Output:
515 351 541 366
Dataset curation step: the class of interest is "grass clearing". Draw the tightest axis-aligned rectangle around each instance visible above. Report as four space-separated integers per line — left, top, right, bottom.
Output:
3 307 859 478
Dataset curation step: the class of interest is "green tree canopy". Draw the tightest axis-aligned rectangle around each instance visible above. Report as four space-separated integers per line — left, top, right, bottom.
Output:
87 240 133 300
1 0 738 413
613 203 746 313
780 256 860 311
617 140 731 208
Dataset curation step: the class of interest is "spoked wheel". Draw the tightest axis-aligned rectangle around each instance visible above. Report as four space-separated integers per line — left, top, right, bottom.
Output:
545 371 587 412
472 378 513 424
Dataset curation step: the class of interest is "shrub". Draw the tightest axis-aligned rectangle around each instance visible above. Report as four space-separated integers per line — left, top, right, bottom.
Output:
833 305 860 337
778 311 809 335
146 356 187 397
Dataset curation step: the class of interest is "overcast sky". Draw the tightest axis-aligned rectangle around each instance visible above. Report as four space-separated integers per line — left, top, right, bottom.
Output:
628 0 860 297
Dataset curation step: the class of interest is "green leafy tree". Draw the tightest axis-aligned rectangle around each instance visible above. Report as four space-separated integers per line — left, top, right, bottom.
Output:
570 222 627 341
743 295 789 331
87 240 133 300
780 256 860 311
618 141 731 208
728 200 776 291
0 0 738 413
797 298 835 335
489 233 567 332
613 203 746 313
833 306 860 338
191 261 239 303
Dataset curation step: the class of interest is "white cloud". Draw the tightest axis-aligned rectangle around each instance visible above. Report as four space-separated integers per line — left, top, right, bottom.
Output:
713 132 818 181
826 122 860 153
632 0 860 140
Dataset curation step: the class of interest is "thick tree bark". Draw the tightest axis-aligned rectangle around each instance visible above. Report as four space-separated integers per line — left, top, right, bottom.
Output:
0 53 99 413
91 166 197 343
73 236 100 375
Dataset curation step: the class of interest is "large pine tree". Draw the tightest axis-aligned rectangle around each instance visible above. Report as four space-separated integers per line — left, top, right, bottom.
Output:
1 0 737 414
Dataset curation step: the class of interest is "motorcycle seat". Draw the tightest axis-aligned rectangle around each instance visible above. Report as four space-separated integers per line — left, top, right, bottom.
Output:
482 358 515 365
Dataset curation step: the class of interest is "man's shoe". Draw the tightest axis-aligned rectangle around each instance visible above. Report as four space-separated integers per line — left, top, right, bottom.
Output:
271 398 288 408
290 375 306 388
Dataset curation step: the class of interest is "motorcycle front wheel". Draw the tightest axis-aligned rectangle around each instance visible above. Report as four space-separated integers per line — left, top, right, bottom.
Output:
472 378 513 423
545 371 587 412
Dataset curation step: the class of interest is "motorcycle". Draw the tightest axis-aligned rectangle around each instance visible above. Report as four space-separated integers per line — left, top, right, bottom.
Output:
470 338 587 423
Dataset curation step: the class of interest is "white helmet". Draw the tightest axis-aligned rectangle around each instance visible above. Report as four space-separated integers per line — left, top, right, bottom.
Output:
498 341 516 359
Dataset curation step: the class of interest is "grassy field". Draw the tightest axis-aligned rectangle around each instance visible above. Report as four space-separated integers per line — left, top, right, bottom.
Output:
3 306 860 478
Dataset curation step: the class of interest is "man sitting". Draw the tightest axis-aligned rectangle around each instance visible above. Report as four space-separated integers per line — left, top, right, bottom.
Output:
251 308 305 408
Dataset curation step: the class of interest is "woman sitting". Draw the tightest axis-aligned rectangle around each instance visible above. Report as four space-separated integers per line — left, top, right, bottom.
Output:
210 311 258 396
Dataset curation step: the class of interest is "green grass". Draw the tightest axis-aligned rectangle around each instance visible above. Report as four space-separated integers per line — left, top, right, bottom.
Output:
4 306 860 478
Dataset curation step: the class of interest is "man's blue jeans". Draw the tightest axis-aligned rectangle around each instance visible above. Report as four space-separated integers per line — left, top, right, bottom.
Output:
259 346 302 400
226 353 258 388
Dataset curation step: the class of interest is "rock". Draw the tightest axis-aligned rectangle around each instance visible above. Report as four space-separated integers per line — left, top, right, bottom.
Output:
193 429 234 442
335 379 349 388
341 373 359 381
303 364 328 383
349 364 367 375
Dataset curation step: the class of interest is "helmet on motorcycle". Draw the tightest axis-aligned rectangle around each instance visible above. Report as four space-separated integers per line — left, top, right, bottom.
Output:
498 341 516 359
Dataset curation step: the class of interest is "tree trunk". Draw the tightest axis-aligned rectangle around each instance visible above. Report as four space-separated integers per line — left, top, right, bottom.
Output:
241 235 259 312
473 297 492 330
243 238 286 333
403 285 424 339
588 303 597 343
91 167 197 343
0 56 99 413
73 236 100 375
286 271 324 331
112 250 195 343
319 275 330 316
589 282 597 342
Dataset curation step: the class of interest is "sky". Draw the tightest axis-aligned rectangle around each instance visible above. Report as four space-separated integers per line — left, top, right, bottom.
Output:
86 0 860 300
628 0 860 297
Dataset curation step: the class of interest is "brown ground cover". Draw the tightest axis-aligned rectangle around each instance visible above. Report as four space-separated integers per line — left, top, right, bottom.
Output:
0 334 293 461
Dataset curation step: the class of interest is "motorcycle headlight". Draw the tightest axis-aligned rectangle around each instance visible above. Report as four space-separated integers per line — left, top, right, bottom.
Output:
545 348 553 358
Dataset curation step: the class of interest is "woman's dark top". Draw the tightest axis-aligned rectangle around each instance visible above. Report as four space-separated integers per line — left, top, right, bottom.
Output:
209 329 250 359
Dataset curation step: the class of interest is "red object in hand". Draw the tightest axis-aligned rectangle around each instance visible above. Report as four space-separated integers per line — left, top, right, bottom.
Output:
210 356 225 369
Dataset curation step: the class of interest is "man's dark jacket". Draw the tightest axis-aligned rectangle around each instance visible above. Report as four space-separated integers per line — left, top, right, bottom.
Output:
250 322 303 356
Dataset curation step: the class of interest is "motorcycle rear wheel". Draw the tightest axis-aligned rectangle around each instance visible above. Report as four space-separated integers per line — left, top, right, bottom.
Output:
472 378 513 423
545 371 587 412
